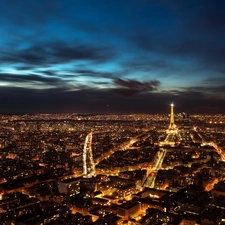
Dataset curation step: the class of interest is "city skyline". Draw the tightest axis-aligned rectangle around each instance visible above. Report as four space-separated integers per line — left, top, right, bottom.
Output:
0 0 225 114
0 111 225 224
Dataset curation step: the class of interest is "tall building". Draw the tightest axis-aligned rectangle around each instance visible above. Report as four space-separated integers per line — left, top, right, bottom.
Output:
167 103 178 134
160 103 181 147
83 132 96 177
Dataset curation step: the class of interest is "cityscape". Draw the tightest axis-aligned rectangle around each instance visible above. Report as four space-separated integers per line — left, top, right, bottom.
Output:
1 0 225 224
0 104 225 224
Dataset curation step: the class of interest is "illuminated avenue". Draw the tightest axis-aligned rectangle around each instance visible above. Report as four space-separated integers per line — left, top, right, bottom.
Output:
1 107 225 224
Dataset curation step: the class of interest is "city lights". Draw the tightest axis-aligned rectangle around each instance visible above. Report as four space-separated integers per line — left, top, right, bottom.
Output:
0 110 224 224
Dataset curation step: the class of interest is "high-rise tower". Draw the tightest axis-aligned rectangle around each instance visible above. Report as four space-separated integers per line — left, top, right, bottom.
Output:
83 131 96 177
160 103 180 146
167 103 177 132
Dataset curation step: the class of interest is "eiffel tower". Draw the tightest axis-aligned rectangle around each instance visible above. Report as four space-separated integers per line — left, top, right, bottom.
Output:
167 103 177 133
160 103 180 146
165 103 180 144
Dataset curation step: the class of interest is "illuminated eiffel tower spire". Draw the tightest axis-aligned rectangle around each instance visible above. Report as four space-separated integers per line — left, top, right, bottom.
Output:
160 103 180 147
168 103 176 130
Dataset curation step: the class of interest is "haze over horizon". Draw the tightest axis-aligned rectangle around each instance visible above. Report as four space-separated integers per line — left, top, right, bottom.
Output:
1 0 225 114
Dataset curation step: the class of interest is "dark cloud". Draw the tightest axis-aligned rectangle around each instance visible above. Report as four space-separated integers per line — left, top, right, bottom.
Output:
0 86 224 114
15 65 35 71
184 85 225 94
93 81 110 85
0 73 67 86
48 42 116 63
1 41 116 66
204 77 225 85
41 70 56 76
73 69 116 78
112 78 160 96
114 78 160 90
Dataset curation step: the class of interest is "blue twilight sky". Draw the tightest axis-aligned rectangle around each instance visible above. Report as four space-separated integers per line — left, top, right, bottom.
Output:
0 0 225 114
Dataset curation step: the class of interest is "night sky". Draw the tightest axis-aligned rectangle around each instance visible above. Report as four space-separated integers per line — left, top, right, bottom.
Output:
1 0 225 114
